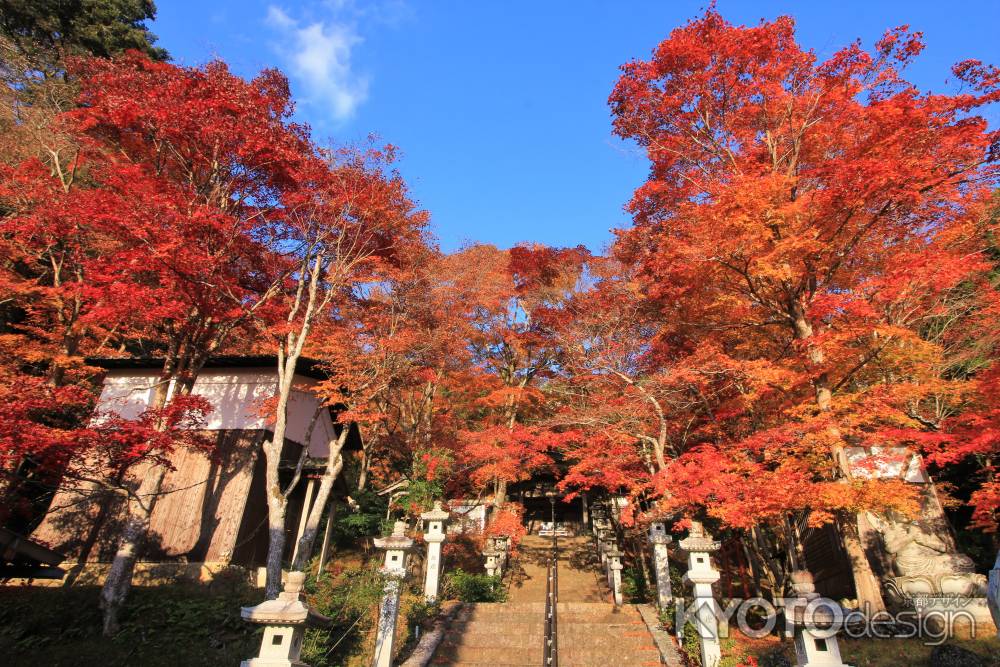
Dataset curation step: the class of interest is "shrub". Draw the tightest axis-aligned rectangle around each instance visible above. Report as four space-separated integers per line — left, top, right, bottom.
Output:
443 569 506 602
622 565 653 603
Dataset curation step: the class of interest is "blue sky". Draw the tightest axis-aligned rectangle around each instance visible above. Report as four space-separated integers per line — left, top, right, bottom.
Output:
152 1 999 253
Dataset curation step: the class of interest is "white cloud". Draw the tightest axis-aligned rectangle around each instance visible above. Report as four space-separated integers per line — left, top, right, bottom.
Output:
266 5 369 121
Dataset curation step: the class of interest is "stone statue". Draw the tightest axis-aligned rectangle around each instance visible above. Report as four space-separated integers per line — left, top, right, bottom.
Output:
875 515 977 579
988 550 999 636
865 511 992 631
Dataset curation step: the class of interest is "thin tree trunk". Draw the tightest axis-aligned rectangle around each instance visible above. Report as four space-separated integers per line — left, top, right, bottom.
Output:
838 514 886 612
494 478 508 508
262 432 291 599
99 364 182 636
292 447 345 571
264 487 287 598
357 447 369 491
99 464 167 635
792 307 886 612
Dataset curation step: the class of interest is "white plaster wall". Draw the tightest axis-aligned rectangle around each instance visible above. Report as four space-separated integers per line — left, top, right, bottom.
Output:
96 368 336 457
845 446 928 483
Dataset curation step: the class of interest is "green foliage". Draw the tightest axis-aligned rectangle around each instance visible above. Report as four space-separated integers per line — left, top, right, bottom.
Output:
443 569 506 603
395 597 440 660
718 636 756 667
658 599 677 635
680 618 703 666
621 565 653 604
301 560 386 667
0 0 167 65
404 449 454 515
333 489 388 546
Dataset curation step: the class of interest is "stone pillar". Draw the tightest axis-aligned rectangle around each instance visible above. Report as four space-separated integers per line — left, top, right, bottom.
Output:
602 539 618 587
607 548 624 606
581 492 590 528
597 526 613 566
241 571 328 667
421 501 449 601
680 522 722 667
786 571 852 667
648 521 674 607
372 521 414 667
988 550 1000 637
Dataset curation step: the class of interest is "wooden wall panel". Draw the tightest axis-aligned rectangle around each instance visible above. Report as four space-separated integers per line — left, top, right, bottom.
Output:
32 430 261 564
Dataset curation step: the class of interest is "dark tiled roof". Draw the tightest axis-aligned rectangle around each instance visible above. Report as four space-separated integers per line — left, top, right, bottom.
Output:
86 355 328 380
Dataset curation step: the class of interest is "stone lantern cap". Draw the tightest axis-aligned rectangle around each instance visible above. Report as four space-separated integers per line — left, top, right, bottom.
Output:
420 500 449 523
648 522 674 544
786 570 848 627
241 571 330 628
374 521 414 551
678 522 721 554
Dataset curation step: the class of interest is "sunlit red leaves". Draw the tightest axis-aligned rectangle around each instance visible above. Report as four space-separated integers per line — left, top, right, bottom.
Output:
485 502 528 552
459 425 554 489
603 9 999 533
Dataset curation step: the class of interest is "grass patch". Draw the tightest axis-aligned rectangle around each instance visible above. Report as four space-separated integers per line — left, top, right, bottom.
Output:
0 582 259 667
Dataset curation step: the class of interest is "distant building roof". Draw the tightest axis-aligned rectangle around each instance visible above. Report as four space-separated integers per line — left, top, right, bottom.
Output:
86 355 329 380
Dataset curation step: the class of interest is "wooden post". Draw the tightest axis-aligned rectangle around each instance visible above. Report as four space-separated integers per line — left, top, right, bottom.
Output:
291 478 316 566
316 500 337 579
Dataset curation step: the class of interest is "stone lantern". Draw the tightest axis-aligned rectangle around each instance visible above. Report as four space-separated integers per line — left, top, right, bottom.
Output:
482 546 500 577
241 571 328 667
606 548 624 606
786 571 852 667
493 535 511 571
648 521 674 607
989 550 1000 637
372 521 414 667
679 521 722 667
597 526 614 565
421 501 449 601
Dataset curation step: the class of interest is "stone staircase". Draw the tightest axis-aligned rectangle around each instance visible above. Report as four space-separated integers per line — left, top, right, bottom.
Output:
431 600 665 666
430 534 667 666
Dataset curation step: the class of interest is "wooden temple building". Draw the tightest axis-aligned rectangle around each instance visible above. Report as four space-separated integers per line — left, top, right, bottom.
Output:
29 356 360 583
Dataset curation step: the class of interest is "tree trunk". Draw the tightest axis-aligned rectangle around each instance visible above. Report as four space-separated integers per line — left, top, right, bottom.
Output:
838 513 886 612
291 452 344 571
792 306 886 612
99 464 167 636
264 484 288 599
494 478 507 508
357 448 368 491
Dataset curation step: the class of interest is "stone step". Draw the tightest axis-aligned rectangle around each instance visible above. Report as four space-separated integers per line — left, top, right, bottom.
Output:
445 621 542 634
441 633 544 649
457 601 634 615
442 633 655 653
559 611 646 624
552 655 663 667
431 646 542 664
558 638 662 655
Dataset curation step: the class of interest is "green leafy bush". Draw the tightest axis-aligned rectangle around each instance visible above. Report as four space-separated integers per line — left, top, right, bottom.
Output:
443 569 505 602
300 560 386 667
622 565 653 603
333 489 388 546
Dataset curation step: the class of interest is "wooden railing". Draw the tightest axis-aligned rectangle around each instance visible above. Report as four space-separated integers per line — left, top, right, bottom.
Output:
543 499 559 667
